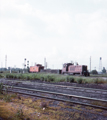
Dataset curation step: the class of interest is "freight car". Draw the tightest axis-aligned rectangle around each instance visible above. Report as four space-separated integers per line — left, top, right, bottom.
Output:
62 63 90 76
30 64 44 73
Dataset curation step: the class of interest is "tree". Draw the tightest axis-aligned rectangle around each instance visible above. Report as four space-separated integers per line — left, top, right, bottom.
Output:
91 70 98 74
102 67 106 73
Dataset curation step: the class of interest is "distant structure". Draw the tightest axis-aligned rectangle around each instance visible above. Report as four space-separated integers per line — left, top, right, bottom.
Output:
99 57 102 72
44 58 47 69
5 55 7 69
90 56 91 72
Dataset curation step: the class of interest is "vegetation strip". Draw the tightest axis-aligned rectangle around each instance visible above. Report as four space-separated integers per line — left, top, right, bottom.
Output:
2 72 107 84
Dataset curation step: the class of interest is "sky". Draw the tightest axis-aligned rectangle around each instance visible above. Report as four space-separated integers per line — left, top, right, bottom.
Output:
0 0 107 71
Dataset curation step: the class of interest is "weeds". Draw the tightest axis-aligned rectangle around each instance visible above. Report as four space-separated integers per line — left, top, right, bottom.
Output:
3 73 107 84
40 102 48 108
76 78 83 84
0 83 3 94
0 74 4 78
3 94 11 102
69 77 75 83
94 78 105 84
15 108 24 119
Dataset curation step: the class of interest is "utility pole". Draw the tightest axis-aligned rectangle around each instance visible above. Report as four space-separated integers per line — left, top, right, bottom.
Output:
23 58 26 73
44 58 46 69
99 57 102 73
27 61 29 72
90 56 91 72
5 55 7 70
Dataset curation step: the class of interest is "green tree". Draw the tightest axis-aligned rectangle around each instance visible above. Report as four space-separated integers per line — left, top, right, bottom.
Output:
91 70 98 74
102 67 106 73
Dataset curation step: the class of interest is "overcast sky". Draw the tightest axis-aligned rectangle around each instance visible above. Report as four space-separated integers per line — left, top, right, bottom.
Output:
0 0 107 71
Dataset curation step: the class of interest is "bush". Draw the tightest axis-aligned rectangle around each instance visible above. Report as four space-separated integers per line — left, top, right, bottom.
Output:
40 102 48 108
91 70 98 74
26 76 30 80
3 95 11 102
0 74 3 78
46 75 54 82
13 75 17 79
40 77 44 81
15 108 24 119
76 78 83 84
69 77 74 83
66 76 69 82
94 78 105 84
0 83 3 94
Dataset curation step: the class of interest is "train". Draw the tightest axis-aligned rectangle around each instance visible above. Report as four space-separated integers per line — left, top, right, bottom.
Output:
29 63 90 76
62 63 90 76
30 64 44 73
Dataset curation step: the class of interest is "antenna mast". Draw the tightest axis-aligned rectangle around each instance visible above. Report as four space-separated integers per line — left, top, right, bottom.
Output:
99 57 102 72
90 56 91 72
5 55 7 69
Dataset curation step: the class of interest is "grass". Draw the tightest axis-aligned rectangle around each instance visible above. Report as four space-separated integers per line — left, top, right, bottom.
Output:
91 101 107 107
0 72 107 84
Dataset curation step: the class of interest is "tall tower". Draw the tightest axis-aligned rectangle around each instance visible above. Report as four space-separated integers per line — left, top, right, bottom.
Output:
44 58 46 69
90 56 91 72
5 55 7 69
99 57 102 72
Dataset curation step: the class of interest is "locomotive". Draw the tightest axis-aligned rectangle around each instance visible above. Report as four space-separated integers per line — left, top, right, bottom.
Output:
29 63 90 76
62 63 90 76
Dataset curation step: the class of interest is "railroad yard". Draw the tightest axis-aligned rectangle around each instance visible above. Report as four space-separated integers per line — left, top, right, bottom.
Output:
0 73 107 120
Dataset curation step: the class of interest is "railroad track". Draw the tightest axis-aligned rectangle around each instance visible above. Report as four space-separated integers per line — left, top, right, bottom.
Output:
1 79 107 100
2 85 107 110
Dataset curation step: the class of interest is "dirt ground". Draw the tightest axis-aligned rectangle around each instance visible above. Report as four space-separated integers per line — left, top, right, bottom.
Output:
0 93 107 120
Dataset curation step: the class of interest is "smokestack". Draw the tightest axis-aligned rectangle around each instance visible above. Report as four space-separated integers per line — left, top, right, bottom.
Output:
5 55 7 69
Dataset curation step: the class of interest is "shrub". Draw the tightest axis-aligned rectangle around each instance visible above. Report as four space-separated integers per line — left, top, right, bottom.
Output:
17 75 21 79
13 75 17 79
91 70 98 74
26 76 30 80
94 78 105 84
76 78 83 84
66 76 69 82
6 74 14 79
0 74 3 78
40 77 44 81
15 108 24 119
40 102 48 108
3 95 11 102
0 83 3 94
69 77 74 83
46 75 54 82
83 79 88 84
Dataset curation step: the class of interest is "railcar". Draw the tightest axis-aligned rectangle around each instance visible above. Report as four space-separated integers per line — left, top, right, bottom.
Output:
29 64 44 73
62 63 90 76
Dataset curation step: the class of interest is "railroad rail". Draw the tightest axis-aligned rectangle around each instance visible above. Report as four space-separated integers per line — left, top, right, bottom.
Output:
2 85 107 110
1 79 107 99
